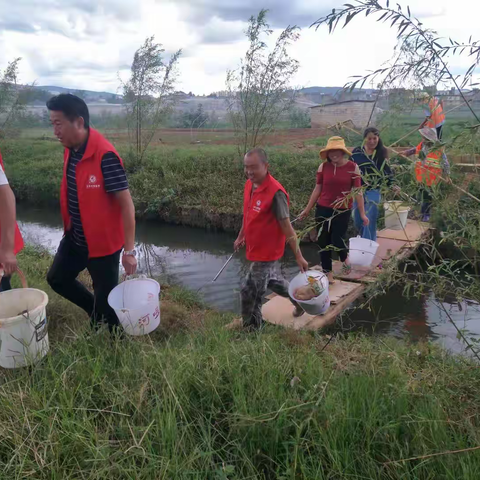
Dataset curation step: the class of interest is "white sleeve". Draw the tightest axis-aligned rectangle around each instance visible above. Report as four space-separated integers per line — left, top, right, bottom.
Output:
0 164 9 186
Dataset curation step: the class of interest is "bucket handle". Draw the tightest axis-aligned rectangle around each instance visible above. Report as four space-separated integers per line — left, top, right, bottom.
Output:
0 267 28 289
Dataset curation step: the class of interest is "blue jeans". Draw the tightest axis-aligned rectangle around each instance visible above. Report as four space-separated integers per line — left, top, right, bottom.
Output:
354 189 381 241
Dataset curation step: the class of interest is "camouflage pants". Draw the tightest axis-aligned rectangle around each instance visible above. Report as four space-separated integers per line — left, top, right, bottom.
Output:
241 261 299 330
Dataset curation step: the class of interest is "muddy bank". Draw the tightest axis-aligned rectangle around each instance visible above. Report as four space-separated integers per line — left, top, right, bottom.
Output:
153 205 244 232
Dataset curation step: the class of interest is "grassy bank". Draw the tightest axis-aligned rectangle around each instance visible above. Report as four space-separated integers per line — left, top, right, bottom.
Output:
1 247 480 478
3 131 476 233
1 139 320 231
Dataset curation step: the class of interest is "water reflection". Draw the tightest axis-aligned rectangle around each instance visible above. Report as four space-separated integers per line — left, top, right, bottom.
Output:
16 204 480 356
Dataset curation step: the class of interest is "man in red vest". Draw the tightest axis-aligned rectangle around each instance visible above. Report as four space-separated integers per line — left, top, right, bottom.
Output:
0 148 24 292
46 94 137 331
233 148 308 330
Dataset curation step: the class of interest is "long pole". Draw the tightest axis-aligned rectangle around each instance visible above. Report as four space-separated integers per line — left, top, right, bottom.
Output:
212 253 235 282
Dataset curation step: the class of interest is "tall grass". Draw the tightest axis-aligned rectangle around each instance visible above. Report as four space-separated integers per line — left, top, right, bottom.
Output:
1 248 480 478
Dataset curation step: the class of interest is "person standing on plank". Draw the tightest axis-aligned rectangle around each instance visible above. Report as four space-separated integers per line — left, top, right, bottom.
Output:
233 148 308 331
0 148 24 292
299 137 369 285
351 127 399 241
46 94 137 332
404 127 450 222
419 93 445 140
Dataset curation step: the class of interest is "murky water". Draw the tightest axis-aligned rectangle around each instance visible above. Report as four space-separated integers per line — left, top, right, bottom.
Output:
16 205 480 356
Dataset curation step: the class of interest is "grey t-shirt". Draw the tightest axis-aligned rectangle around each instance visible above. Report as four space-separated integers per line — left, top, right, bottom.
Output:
272 191 289 221
251 187 290 221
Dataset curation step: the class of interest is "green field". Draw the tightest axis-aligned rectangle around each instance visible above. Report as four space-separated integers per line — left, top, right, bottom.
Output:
1 247 480 478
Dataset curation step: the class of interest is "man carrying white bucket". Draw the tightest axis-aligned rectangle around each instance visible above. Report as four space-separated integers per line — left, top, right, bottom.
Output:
0 148 24 291
232 148 308 331
46 94 137 332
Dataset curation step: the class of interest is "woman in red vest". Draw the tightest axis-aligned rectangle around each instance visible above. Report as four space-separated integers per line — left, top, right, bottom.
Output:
233 148 308 331
0 149 24 292
405 127 450 222
299 137 369 284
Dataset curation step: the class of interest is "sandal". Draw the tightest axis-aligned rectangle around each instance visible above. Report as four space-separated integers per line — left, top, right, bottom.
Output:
341 262 352 275
327 272 336 285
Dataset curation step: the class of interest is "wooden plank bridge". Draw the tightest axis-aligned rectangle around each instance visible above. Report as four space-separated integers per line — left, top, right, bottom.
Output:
262 220 431 331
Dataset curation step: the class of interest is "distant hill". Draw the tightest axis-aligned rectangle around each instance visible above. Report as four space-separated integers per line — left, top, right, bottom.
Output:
31 85 123 103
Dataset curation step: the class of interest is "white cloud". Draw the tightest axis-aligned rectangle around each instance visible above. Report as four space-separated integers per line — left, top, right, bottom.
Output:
0 0 479 94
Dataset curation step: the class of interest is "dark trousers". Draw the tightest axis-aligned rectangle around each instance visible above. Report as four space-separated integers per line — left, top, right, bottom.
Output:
418 187 433 218
47 234 121 330
316 205 351 273
436 125 443 140
0 275 12 292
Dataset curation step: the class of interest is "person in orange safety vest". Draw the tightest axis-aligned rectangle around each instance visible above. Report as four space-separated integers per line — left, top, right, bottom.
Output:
419 93 446 140
405 128 450 222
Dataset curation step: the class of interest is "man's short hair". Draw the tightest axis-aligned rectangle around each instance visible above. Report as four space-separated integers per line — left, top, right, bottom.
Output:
245 148 268 163
46 94 90 129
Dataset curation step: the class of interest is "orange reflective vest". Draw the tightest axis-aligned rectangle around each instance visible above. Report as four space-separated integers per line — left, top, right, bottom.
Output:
0 150 24 255
425 97 445 129
414 142 442 187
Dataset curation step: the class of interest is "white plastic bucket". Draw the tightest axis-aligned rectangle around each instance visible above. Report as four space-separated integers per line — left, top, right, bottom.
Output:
384 201 410 230
349 236 379 267
108 277 161 336
0 288 49 369
288 270 330 316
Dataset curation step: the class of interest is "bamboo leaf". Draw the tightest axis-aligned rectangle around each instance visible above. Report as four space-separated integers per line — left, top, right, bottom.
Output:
407 5 411 17
378 11 389 21
344 12 355 28
398 23 409 37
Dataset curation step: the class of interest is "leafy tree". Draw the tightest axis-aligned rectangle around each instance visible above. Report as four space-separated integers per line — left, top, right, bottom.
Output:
181 104 209 129
0 58 28 134
313 0 480 359
122 36 181 163
226 9 300 155
289 108 310 128
313 0 480 123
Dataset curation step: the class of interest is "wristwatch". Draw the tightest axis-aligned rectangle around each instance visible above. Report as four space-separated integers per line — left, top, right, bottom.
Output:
123 249 137 257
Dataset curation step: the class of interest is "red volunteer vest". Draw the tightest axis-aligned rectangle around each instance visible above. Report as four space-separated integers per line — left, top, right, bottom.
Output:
60 128 125 258
0 150 24 255
243 173 289 262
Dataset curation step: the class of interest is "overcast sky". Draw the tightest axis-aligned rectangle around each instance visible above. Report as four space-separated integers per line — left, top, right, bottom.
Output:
0 0 478 95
